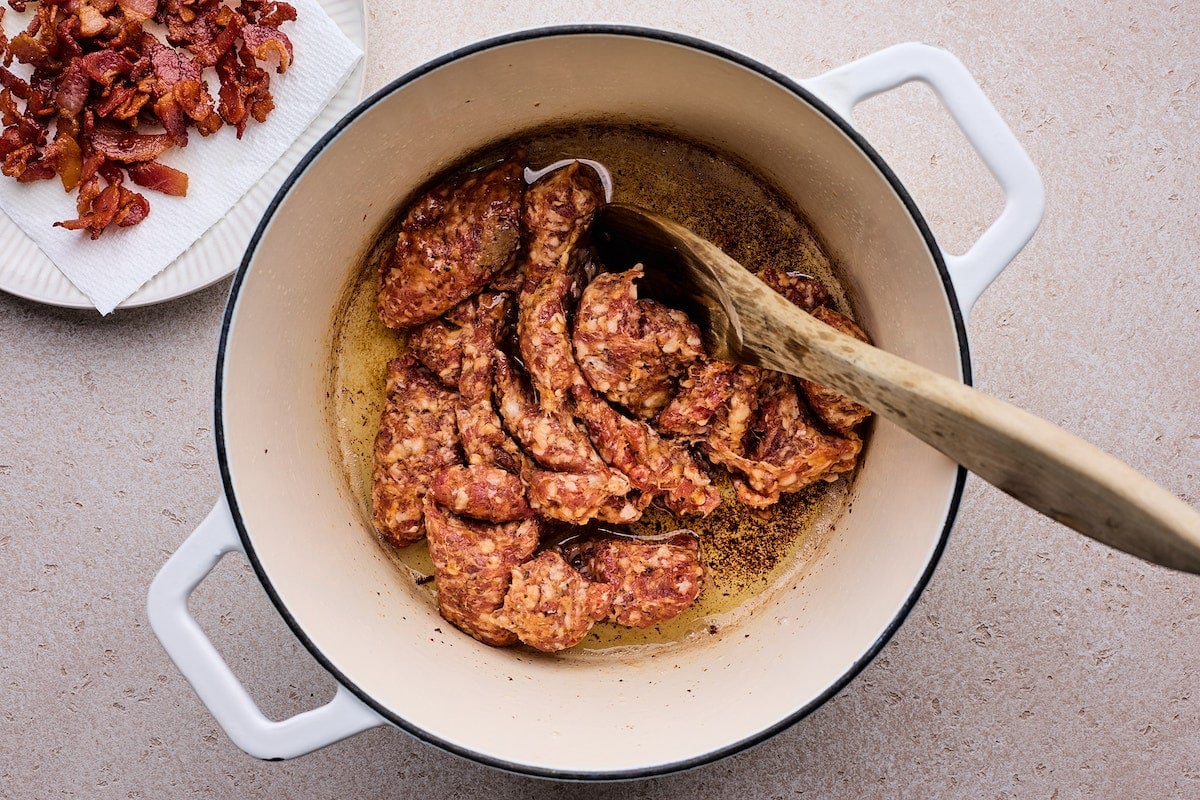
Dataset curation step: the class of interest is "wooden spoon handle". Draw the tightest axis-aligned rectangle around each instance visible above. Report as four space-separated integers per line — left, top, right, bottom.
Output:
733 276 1200 573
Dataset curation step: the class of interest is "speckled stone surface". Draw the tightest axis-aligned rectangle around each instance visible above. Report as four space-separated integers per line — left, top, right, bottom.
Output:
3 2 1198 797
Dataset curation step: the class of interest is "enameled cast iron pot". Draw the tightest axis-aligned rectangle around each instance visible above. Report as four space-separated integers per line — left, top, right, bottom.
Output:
148 27 1043 780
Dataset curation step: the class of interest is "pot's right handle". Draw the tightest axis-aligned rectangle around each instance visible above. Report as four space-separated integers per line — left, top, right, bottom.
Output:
802 43 1045 316
147 496 386 759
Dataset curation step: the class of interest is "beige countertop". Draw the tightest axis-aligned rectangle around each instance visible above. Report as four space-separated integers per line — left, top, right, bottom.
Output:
3 1 1199 797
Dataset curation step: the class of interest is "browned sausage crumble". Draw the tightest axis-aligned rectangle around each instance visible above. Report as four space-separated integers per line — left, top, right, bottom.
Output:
370 156 873 652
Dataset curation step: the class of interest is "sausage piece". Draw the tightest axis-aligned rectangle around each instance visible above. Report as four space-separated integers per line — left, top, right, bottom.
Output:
572 535 704 627
493 350 609 474
497 550 613 652
408 318 468 388
757 265 830 311
455 292 527 474
798 306 873 434
573 266 704 419
656 360 739 438
371 355 461 546
425 499 539 646
520 162 605 298
573 384 720 517
430 465 530 523
525 469 642 525
378 159 524 329
732 372 862 507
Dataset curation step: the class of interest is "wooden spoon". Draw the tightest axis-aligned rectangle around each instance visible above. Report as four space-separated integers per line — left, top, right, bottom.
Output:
592 203 1200 574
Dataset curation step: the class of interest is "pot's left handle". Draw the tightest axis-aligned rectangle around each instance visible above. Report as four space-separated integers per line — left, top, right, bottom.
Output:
147 496 386 759
802 43 1045 316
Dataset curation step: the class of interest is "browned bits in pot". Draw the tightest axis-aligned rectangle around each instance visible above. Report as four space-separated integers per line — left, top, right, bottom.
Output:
378 158 524 329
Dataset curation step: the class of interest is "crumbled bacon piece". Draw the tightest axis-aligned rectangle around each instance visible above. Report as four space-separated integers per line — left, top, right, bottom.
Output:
241 23 290 73
128 160 187 195
90 123 173 162
117 0 157 22
258 2 296 28
80 49 133 84
0 0 299 237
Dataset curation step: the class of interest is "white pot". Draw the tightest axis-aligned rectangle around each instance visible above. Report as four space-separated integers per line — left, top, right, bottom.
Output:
148 27 1043 780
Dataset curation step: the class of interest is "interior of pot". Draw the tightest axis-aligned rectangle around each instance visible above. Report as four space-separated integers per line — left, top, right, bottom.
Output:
219 31 964 777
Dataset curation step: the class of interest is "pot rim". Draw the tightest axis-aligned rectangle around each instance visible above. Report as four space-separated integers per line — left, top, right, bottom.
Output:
214 24 971 781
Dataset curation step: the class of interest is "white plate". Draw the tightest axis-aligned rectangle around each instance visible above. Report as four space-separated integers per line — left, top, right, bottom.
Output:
0 0 366 310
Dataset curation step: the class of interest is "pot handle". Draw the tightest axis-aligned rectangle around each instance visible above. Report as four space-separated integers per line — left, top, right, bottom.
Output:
147 496 386 759
802 43 1045 316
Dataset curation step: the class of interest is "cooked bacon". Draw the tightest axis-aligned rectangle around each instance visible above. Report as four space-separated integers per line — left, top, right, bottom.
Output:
8 34 48 66
258 2 296 28
80 49 132 84
0 0 298 235
15 152 55 181
89 124 173 162
127 159 187 195
55 177 122 238
114 185 149 226
189 10 243 68
95 84 148 120
146 35 202 86
117 0 157 22
241 24 290 74
51 133 81 190
0 93 45 148
153 94 189 146
0 67 30 99
77 3 109 38
216 46 272 135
